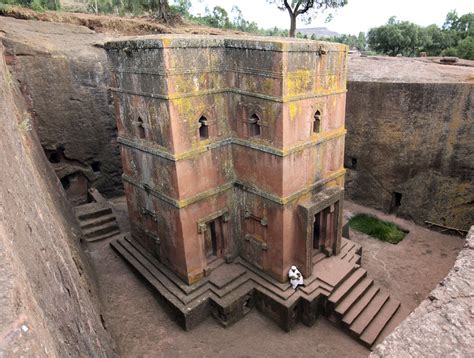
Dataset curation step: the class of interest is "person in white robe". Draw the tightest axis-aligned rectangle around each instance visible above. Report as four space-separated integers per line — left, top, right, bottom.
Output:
288 265 304 289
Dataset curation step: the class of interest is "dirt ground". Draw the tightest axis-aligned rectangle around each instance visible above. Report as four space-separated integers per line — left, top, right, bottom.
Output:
85 197 464 358
343 201 464 316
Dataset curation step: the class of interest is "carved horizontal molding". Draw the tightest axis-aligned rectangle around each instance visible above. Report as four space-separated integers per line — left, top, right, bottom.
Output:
122 168 345 208
235 168 345 205
110 65 342 79
118 128 346 162
123 174 234 209
109 86 347 103
106 38 347 54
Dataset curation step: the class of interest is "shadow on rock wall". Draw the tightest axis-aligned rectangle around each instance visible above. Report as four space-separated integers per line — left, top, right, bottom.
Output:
345 81 473 230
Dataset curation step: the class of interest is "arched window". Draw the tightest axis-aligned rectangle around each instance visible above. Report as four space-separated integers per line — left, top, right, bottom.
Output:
198 116 209 140
249 113 261 137
313 110 321 133
137 117 146 139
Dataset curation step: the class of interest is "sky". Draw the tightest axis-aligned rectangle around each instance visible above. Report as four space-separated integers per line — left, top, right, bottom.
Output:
187 0 473 35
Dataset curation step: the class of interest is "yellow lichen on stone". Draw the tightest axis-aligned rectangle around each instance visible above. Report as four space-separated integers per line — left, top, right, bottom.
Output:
286 70 312 97
288 102 300 122
161 38 172 48
262 78 274 95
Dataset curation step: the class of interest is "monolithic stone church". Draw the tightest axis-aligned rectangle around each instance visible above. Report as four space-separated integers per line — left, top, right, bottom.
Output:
105 35 400 346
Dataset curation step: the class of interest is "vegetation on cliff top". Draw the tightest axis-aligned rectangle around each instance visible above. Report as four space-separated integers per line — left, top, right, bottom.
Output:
366 12 474 59
0 1 472 59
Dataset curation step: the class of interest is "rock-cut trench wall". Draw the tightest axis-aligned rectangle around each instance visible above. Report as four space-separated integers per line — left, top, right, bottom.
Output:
0 17 123 204
0 42 116 357
344 81 473 230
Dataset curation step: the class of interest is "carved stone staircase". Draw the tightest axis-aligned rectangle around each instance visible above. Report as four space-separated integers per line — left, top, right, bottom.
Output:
110 235 403 348
75 189 120 242
326 265 402 347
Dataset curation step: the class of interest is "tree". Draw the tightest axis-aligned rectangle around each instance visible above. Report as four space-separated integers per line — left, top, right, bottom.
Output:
420 24 450 56
367 17 423 56
201 6 230 28
356 31 366 50
268 0 347 37
232 6 259 33
150 0 172 22
455 36 474 60
172 0 192 17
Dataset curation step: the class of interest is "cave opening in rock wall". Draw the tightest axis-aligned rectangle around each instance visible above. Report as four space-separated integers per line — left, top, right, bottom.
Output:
91 161 101 173
390 192 402 212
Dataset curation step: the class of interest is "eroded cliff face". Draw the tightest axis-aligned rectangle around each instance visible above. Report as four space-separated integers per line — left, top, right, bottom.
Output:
0 17 122 200
345 81 473 230
0 41 116 357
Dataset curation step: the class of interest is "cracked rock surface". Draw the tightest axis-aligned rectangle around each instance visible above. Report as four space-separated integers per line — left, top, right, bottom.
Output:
371 226 474 357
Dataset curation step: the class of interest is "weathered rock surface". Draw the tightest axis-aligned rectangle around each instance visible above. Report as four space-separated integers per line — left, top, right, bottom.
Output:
0 16 122 197
371 226 474 357
348 55 474 83
0 41 116 357
345 63 474 230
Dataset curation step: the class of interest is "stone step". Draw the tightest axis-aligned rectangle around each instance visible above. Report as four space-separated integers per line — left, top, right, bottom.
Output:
85 228 120 242
246 271 297 301
79 213 116 230
335 277 374 318
75 202 112 220
312 252 326 264
83 221 119 238
328 267 367 306
316 258 357 288
212 280 255 316
236 258 289 292
349 254 361 265
211 273 250 300
360 297 401 347
112 238 194 305
123 236 209 296
341 242 357 258
372 304 407 348
342 285 380 326
110 239 189 310
119 237 217 305
349 290 390 335
300 277 332 297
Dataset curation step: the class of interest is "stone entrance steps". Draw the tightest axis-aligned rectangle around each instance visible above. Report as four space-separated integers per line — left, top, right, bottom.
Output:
110 235 403 347
74 190 120 242
326 266 401 348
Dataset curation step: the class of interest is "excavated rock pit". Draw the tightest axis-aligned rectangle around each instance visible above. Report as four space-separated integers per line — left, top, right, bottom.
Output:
0 14 471 357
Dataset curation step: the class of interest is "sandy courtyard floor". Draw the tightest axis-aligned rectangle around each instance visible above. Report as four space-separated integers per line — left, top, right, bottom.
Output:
85 197 464 357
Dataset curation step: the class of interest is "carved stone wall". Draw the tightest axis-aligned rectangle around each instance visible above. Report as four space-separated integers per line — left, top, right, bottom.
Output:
106 36 348 284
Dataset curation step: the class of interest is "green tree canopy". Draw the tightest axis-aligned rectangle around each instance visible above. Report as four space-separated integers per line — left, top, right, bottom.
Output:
367 12 473 59
267 0 347 37
367 17 424 56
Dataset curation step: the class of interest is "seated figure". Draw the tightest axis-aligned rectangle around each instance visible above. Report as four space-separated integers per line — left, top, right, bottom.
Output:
288 266 304 289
